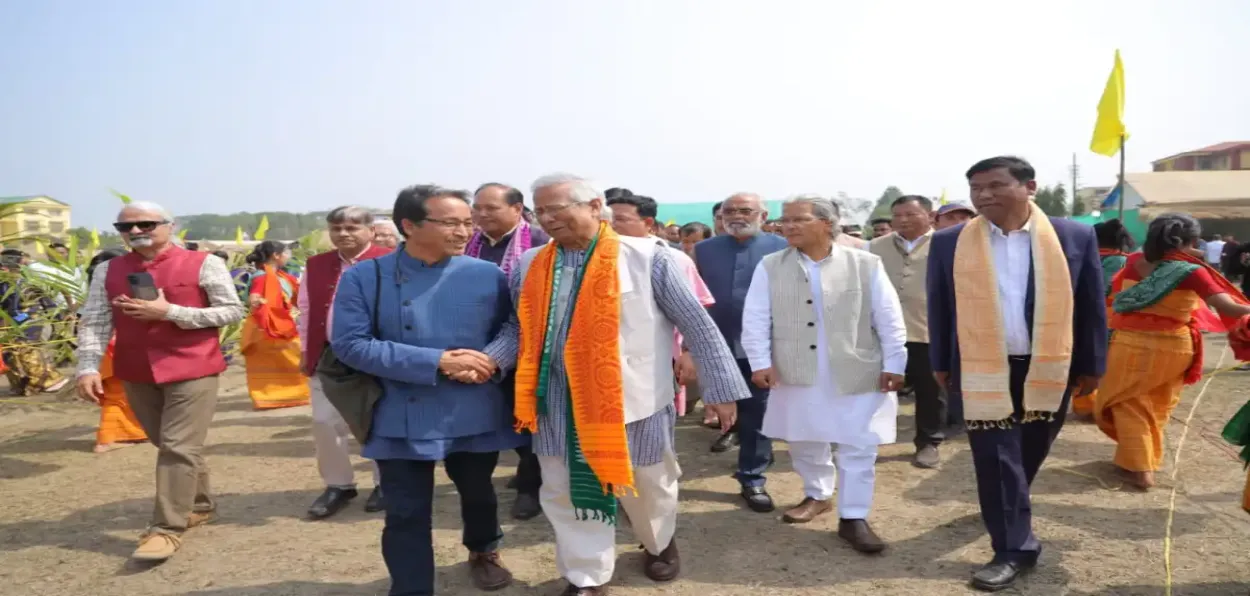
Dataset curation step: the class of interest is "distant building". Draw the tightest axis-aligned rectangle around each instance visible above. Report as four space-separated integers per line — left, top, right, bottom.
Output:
0 195 72 255
1152 141 1250 172
1075 185 1113 212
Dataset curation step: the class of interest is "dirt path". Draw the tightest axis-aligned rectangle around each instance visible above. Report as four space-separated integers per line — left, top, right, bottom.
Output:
2 348 1248 596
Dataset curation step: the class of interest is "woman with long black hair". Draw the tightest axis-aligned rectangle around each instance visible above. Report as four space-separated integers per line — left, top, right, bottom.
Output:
239 240 309 409
1093 213 1250 489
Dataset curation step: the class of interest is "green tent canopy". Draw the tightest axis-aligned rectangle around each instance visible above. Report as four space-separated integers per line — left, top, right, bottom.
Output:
1070 209 1148 244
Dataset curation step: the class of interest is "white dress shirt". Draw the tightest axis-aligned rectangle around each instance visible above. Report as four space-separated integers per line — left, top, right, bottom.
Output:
988 219 1033 356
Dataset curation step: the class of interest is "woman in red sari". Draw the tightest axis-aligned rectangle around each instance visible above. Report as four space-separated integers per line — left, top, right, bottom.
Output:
1093 214 1250 489
86 249 149 452
240 241 310 409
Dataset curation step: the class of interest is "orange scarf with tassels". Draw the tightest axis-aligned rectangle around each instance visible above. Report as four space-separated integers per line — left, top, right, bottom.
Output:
515 222 634 497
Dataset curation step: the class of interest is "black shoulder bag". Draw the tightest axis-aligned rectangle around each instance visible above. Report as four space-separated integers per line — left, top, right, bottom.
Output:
315 260 383 444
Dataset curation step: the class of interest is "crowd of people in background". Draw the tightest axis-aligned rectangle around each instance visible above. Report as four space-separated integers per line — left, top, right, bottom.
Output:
1 155 1248 596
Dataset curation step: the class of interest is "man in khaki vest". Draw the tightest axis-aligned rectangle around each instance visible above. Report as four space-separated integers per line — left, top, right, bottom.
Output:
740 195 907 554
870 195 946 468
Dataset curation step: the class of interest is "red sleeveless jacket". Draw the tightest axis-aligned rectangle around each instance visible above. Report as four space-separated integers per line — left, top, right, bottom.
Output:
105 247 227 384
301 244 392 376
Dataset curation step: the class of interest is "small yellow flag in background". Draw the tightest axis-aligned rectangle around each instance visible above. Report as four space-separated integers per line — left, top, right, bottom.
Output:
235 226 244 245
89 228 100 250
939 189 949 205
1090 49 1129 157
254 215 270 240
665 219 676 227
177 228 189 241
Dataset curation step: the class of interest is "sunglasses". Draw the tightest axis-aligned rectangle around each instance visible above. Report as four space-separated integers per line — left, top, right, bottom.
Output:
113 220 167 233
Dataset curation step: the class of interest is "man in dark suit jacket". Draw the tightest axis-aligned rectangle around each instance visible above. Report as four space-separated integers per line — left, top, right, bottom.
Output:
927 156 1106 592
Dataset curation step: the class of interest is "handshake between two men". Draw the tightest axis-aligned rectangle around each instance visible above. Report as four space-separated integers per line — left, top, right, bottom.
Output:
439 349 498 384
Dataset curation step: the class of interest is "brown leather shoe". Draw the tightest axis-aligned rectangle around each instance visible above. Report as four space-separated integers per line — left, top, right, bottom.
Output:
643 540 680 582
782 497 832 523
838 518 885 554
468 551 513 591
560 583 608 595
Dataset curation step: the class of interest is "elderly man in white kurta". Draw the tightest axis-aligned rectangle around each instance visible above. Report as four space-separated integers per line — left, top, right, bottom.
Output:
741 195 907 554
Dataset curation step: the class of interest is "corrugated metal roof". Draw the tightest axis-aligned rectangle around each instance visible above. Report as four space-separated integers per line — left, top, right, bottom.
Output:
1127 171 1250 218
1151 141 1250 164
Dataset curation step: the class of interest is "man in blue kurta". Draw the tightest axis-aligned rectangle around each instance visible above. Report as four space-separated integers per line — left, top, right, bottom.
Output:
332 185 525 596
694 192 788 513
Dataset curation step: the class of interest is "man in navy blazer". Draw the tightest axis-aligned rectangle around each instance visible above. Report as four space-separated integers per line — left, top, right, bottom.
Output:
927 156 1106 592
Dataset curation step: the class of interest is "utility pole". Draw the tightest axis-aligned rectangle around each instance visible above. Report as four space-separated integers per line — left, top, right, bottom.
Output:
1069 153 1081 214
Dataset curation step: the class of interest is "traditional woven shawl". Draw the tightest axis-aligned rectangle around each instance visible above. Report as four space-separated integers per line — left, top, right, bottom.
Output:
514 222 632 523
465 220 533 277
954 202 1073 427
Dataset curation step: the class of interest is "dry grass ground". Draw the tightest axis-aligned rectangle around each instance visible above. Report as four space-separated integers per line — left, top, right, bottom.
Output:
1 344 1248 596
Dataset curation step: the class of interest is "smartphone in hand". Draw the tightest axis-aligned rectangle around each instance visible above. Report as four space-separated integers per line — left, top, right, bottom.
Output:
127 272 160 301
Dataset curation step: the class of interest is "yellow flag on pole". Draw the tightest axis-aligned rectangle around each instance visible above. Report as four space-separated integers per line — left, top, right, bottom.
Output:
939 189 949 205
1090 49 1129 157
235 226 244 245
88 228 100 251
255 215 270 240
177 228 189 241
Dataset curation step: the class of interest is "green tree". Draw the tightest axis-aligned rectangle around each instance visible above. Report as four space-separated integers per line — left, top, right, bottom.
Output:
869 186 905 220
1033 183 1069 217
1070 192 1088 216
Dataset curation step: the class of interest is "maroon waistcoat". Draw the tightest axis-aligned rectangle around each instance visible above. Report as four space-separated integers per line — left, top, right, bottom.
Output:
301 244 392 376
105 246 227 384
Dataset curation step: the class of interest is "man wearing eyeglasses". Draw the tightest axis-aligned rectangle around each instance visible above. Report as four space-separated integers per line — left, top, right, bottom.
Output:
75 201 246 562
693 192 788 513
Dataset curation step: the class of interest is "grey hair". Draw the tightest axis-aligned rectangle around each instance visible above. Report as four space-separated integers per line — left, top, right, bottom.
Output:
325 205 375 226
118 201 173 221
372 219 398 232
530 172 611 221
783 194 842 236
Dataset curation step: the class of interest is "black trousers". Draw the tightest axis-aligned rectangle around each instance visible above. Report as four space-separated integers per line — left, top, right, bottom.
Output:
906 342 947 448
965 356 1069 565
377 451 503 596
513 444 542 495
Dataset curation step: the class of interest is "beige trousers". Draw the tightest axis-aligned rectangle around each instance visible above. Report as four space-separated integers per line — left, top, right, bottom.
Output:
123 375 219 534
539 450 681 588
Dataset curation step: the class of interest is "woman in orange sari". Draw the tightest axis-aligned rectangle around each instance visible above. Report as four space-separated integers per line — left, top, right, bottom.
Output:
1072 219 1135 417
240 241 310 410
87 249 149 452
1093 214 1250 489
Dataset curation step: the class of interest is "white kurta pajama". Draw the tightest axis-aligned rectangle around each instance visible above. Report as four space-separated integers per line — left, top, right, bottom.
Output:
740 251 907 519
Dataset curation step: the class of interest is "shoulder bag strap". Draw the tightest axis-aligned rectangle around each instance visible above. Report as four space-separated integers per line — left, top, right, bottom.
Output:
371 260 382 338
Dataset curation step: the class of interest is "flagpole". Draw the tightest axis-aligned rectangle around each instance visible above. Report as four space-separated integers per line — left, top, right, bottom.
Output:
1117 134 1126 220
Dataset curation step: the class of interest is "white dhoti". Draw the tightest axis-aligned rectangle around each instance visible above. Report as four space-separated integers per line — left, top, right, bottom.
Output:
538 451 681 588
310 377 379 488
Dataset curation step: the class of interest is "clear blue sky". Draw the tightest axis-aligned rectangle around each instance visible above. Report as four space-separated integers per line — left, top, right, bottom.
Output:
2 0 1248 229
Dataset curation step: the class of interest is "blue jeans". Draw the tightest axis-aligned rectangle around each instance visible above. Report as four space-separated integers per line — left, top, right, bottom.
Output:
733 358 773 488
377 452 503 596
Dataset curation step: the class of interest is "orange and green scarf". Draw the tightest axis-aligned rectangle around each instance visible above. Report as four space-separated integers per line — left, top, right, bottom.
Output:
515 222 632 524
953 202 1073 428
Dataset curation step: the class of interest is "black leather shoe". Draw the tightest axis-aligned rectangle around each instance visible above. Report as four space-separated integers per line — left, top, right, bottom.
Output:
970 560 1033 592
740 486 775 512
511 492 542 520
710 432 739 453
307 487 357 519
363 487 384 513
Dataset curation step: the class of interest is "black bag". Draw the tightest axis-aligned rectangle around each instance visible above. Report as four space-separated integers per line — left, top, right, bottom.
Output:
315 260 383 444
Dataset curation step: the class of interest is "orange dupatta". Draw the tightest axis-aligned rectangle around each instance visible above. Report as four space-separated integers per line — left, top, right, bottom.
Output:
251 266 299 340
514 222 634 497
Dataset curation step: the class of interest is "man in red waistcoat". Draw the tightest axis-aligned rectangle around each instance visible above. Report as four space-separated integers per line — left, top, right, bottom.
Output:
75 201 246 562
297 206 393 519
